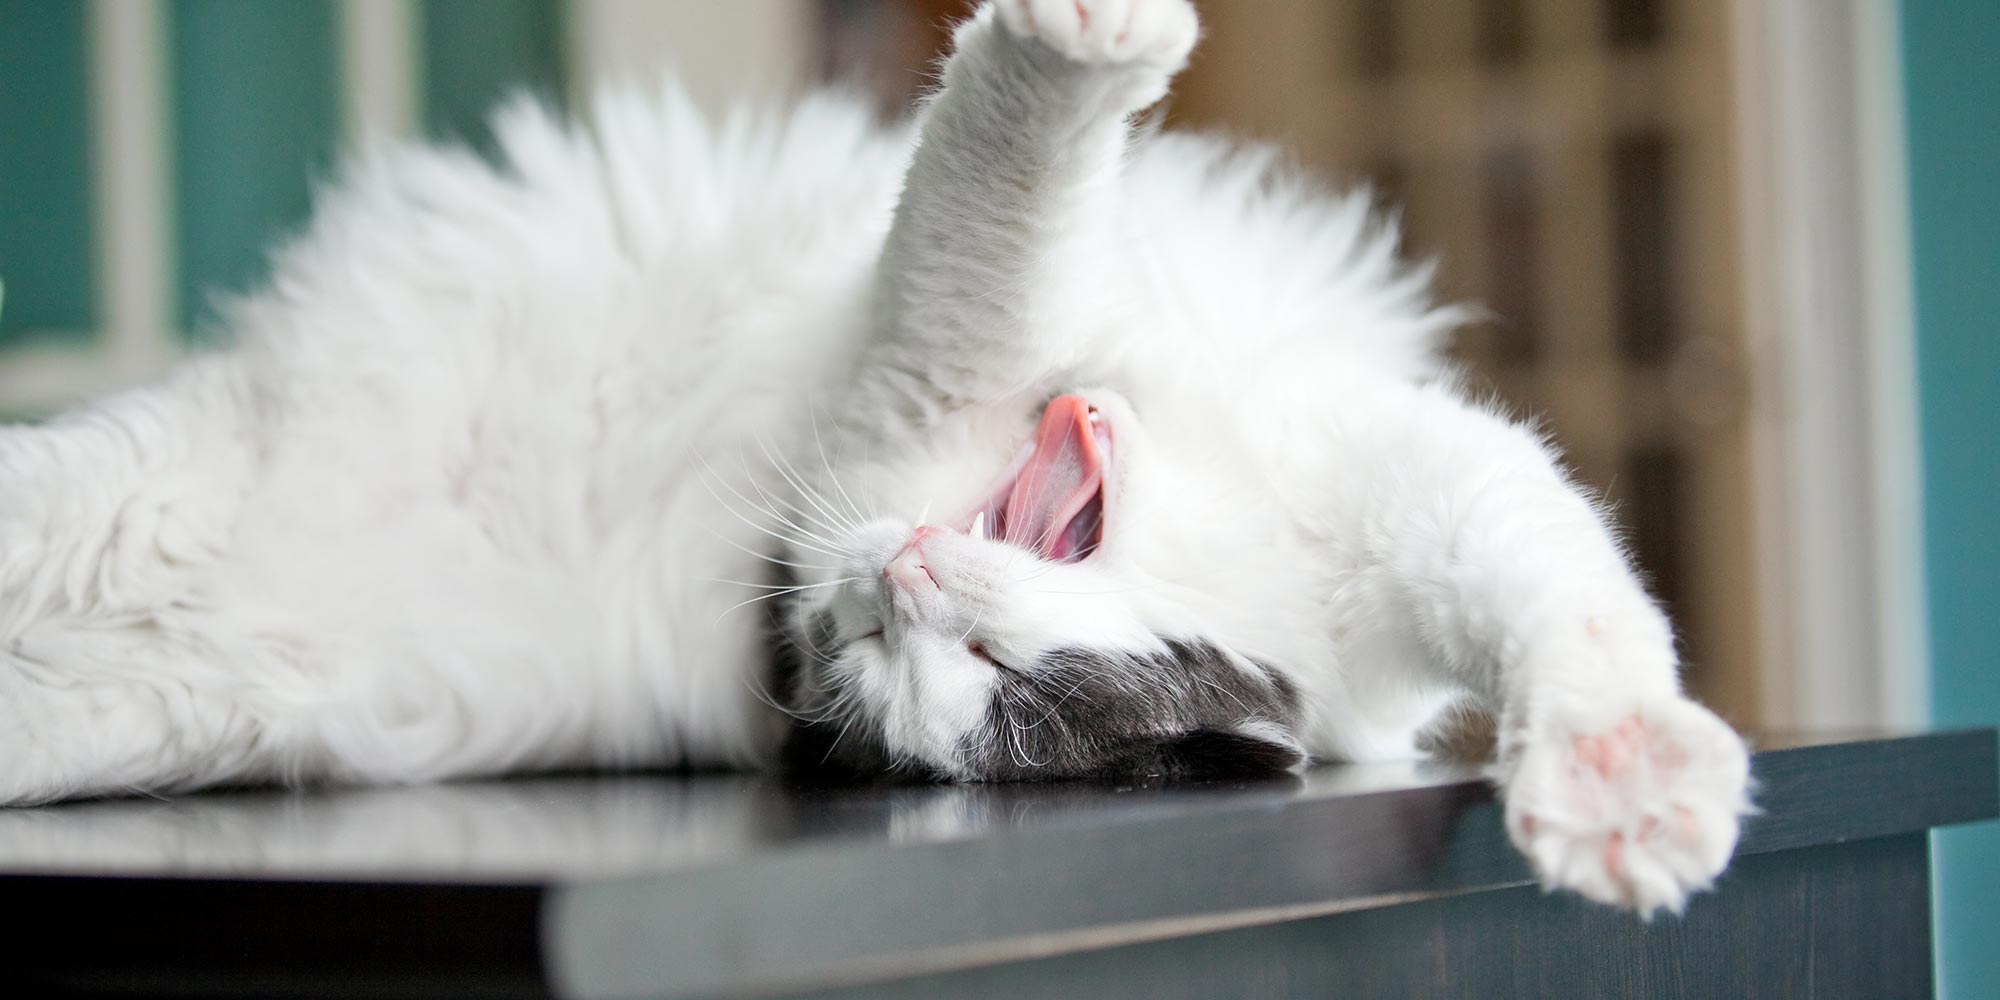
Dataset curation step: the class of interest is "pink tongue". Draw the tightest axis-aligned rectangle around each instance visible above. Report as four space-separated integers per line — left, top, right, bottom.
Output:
1006 395 1105 559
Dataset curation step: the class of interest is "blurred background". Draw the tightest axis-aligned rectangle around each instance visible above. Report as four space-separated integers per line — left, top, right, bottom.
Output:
0 0 1992 993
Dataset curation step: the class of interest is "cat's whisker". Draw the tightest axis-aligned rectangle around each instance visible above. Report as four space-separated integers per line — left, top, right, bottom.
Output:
787 442 866 537
701 482 854 562
795 633 847 673
1000 695 1051 768
749 475 846 542
772 442 863 542
792 636 851 687
737 654 834 723
819 712 860 765
807 403 871 529
714 579 859 623
786 606 855 675
774 679 854 725
735 446 856 549
702 442 854 550
734 477 856 560
1023 671 1107 726
695 454 856 561
953 604 985 648
755 433 861 537
698 576 857 591
702 527 840 573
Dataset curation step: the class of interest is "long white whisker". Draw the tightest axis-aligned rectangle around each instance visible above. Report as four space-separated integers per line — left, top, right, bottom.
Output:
695 452 855 560
1002 693 1051 767
954 604 985 647
703 527 840 573
701 576 857 592
791 616 850 672
736 446 853 549
1022 671 1102 728
739 665 845 724
821 713 859 764
757 433 859 536
713 579 858 622
809 402 870 527
737 478 855 561
698 468 854 561
778 434 863 535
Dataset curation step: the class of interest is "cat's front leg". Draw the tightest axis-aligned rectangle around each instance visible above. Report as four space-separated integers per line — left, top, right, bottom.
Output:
1345 382 1752 916
1486 599 1752 916
864 0 1197 411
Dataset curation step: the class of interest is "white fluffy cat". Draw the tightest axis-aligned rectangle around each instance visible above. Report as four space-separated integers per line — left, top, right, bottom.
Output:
0 0 1748 915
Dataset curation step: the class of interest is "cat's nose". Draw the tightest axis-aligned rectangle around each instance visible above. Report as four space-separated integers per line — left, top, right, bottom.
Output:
883 528 944 593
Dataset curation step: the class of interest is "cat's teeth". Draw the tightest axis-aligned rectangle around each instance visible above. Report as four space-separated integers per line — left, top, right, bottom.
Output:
971 511 987 540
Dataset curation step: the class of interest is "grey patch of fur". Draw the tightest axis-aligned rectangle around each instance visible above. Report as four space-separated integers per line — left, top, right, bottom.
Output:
971 638 1304 780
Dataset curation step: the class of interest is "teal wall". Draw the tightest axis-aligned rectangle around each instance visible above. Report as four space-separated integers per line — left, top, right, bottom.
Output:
421 0 567 150
0 0 566 348
0 1 95 346
170 0 341 335
1899 1 2000 997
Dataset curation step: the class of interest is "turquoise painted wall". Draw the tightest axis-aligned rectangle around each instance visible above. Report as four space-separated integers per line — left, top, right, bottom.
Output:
0 0 566 348
0 1 95 346
170 0 569 335
170 0 341 335
1899 1 2000 997
421 0 567 150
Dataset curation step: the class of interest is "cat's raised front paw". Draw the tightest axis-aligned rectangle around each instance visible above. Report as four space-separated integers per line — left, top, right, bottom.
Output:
995 0 1199 71
1502 697 1752 917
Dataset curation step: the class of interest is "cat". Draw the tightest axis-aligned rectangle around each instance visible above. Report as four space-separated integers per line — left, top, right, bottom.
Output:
0 0 1749 916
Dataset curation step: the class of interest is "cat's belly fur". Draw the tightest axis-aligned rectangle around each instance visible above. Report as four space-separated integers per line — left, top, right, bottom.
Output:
0 85 1457 789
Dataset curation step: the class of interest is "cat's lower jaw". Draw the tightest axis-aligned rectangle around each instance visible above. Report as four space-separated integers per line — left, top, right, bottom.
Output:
1500 695 1753 917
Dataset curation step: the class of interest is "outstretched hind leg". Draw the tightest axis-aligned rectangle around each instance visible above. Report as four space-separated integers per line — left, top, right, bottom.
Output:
1 618 319 804
0 360 295 804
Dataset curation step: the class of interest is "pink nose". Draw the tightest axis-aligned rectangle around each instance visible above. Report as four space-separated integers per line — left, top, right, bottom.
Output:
883 526 945 592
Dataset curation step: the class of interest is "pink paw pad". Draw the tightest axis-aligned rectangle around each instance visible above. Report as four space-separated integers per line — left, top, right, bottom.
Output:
1571 716 1654 778
1505 696 1751 915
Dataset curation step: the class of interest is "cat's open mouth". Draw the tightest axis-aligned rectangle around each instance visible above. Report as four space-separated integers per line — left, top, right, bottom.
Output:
957 394 1111 562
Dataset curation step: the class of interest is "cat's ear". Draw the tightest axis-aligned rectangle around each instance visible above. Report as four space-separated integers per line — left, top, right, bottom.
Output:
1120 719 1306 779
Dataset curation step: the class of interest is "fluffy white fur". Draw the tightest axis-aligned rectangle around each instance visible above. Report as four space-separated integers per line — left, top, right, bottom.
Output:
0 0 1748 916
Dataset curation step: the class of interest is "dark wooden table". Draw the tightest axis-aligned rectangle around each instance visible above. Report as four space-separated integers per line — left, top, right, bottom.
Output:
0 730 1992 998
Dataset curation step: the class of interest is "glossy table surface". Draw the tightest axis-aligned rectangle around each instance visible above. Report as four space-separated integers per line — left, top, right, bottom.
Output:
0 729 1992 998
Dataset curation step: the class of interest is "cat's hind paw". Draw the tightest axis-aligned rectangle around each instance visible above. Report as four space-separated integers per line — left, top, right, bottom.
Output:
995 0 1199 72
1502 697 1753 917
